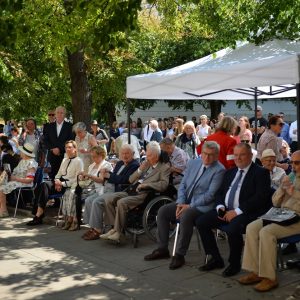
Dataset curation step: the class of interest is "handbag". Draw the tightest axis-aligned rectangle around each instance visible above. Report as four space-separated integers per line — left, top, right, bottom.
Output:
261 207 300 226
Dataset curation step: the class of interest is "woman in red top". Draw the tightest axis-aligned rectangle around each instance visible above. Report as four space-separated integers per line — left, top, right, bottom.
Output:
197 116 237 169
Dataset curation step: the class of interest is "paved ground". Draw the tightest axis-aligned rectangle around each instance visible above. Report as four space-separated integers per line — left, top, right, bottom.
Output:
0 213 299 300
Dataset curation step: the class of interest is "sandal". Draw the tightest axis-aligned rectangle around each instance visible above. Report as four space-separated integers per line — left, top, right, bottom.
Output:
83 229 100 240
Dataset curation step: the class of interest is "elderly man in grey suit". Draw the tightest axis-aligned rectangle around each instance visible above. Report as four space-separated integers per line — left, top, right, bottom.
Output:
100 141 170 243
144 141 225 270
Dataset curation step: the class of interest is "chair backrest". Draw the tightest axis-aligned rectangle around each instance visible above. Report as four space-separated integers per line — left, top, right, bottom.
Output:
34 167 44 187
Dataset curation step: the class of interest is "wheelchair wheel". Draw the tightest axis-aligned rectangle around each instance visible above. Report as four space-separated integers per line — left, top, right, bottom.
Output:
143 195 175 242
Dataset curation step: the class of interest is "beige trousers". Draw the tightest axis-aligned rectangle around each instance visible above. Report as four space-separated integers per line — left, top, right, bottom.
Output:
104 192 147 233
242 219 300 280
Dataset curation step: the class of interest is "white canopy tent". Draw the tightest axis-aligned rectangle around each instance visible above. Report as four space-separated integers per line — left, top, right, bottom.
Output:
127 39 300 100
126 39 300 145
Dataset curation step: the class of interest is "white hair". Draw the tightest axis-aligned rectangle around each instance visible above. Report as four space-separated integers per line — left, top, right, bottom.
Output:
150 119 159 130
146 141 161 156
73 122 86 132
120 143 135 154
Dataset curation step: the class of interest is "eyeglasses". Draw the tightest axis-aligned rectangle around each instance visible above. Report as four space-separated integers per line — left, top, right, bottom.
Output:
290 160 300 166
48 114 55 116
241 140 250 143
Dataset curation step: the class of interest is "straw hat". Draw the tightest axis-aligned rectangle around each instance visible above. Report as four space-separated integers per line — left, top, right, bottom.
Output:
91 120 98 125
18 143 35 158
261 149 276 160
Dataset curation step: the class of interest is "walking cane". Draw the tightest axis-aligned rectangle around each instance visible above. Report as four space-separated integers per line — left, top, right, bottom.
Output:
172 221 180 257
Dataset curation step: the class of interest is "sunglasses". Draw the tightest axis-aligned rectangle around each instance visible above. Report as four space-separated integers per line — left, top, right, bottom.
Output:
290 160 300 166
241 140 250 143
48 114 55 116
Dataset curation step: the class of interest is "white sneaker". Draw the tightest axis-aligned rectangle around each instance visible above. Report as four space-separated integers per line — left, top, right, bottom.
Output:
107 231 122 243
100 229 116 240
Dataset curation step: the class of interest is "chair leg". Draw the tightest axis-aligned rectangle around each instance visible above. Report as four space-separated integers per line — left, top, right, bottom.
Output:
277 243 285 271
14 189 21 218
56 198 63 227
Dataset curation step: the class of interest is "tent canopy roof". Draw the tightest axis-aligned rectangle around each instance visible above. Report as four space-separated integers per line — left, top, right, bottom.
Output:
126 39 300 100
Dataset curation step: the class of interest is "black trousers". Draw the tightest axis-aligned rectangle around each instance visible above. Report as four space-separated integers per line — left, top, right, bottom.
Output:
157 202 203 256
196 209 254 267
32 181 65 214
47 152 64 180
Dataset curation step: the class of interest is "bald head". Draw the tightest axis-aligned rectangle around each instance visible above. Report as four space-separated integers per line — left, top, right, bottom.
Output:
291 150 300 174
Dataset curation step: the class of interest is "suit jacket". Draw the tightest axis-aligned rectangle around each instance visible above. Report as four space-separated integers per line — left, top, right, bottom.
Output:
129 161 170 193
44 121 74 155
150 130 163 143
215 162 272 218
108 159 139 191
177 158 225 212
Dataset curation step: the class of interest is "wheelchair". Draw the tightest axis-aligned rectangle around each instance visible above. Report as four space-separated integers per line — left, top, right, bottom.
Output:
125 185 177 248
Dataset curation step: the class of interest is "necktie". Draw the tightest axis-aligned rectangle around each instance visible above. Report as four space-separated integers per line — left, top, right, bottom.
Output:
227 170 244 210
186 166 206 204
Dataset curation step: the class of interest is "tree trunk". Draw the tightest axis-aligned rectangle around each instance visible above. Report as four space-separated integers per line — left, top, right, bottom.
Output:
209 100 223 120
67 49 92 125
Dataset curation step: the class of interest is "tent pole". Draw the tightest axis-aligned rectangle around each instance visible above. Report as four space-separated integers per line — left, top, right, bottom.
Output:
254 87 258 149
127 98 131 144
296 83 300 150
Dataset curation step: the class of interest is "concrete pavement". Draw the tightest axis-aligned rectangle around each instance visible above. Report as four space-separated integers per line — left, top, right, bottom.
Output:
0 216 299 300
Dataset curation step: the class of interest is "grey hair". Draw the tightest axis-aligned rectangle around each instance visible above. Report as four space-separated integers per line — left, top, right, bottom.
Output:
202 141 220 155
160 137 174 146
146 141 161 156
73 122 86 132
150 119 159 129
120 143 135 154
55 106 66 114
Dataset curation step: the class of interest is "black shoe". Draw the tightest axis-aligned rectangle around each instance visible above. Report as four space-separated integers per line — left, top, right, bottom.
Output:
169 254 185 270
222 264 241 277
282 243 298 255
287 259 300 269
26 216 43 226
144 249 170 261
199 257 224 271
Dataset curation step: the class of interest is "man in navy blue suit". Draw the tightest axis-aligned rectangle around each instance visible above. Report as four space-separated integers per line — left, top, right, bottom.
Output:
197 143 272 277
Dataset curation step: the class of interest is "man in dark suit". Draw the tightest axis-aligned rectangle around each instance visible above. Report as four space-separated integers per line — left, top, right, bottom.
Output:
43 106 74 179
150 120 163 143
196 143 272 277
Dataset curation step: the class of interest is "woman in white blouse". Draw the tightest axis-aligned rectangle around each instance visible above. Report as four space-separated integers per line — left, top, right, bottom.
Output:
196 115 211 142
27 140 83 226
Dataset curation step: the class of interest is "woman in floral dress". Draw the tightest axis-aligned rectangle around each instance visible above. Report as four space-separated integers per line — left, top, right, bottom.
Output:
0 143 38 218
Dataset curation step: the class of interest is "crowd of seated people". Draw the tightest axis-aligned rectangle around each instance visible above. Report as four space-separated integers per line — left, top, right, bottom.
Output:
1 107 300 294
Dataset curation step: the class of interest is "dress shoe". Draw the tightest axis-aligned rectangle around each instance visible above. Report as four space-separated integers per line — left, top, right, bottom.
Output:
0 211 9 218
238 272 262 285
144 248 170 261
254 278 278 292
26 216 43 226
282 243 298 255
222 264 241 277
199 257 224 271
100 229 116 240
286 259 300 269
169 254 185 270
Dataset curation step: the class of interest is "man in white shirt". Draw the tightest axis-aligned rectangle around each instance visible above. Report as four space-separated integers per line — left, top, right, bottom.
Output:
289 120 297 153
